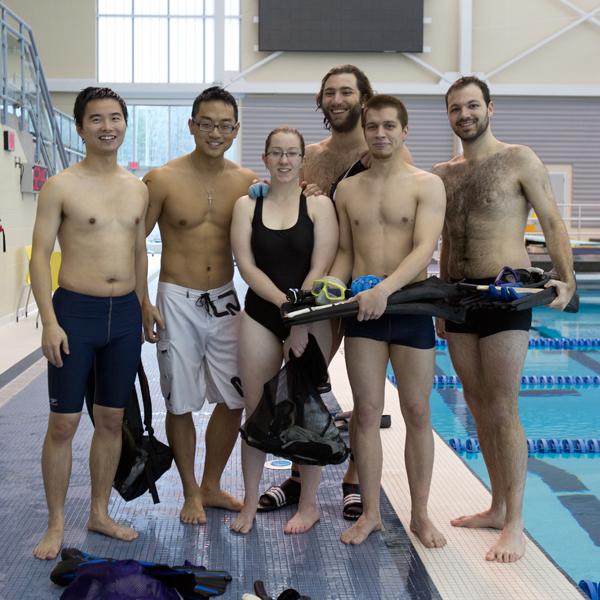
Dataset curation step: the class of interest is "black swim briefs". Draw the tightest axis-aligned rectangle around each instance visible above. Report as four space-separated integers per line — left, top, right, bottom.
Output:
444 277 532 338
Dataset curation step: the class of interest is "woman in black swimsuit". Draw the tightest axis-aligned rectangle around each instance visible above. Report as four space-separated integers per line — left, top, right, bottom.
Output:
230 127 338 535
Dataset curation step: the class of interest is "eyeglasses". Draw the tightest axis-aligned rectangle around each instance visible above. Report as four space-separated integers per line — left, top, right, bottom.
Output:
311 278 347 301
192 119 236 134
266 149 303 160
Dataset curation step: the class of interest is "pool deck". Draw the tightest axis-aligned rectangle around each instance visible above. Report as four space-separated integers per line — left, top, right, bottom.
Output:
0 257 586 600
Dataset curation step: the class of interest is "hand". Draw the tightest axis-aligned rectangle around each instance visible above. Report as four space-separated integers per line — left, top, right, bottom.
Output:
248 179 271 200
546 278 576 311
355 286 388 321
300 180 324 197
42 323 69 367
288 324 309 357
435 317 447 339
143 302 165 343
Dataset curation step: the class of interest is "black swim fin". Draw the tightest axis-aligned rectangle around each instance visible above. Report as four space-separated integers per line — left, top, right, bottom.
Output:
51 548 231 598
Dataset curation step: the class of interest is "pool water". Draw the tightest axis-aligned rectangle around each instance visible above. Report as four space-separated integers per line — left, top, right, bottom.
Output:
388 290 600 584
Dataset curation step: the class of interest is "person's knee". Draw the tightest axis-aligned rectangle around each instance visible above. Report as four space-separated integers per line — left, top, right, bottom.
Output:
403 401 430 430
488 401 520 430
47 415 79 443
93 407 124 435
353 399 383 429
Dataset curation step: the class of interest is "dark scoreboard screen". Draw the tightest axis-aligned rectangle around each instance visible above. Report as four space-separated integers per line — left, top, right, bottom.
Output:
258 0 423 53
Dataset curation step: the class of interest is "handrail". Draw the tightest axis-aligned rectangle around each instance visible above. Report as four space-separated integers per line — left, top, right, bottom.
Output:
0 1 81 173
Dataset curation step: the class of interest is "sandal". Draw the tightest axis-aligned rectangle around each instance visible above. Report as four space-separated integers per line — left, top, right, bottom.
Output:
257 472 301 512
342 482 363 521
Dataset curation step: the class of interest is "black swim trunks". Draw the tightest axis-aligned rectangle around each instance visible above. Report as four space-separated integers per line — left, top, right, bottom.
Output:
344 313 435 349
444 277 532 338
48 288 142 413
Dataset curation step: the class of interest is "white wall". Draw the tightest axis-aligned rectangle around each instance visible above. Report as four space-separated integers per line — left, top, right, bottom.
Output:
0 125 38 323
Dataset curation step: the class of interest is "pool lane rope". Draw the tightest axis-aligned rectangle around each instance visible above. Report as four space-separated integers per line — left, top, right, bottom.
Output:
387 374 600 387
579 580 600 600
448 437 600 454
436 337 600 349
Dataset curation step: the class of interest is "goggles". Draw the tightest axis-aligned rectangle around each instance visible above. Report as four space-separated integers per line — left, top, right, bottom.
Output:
311 277 347 302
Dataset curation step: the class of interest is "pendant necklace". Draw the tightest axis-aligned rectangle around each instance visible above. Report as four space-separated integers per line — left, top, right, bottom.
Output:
191 156 223 210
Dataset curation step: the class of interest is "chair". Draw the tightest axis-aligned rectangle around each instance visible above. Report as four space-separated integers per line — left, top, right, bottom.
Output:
15 245 33 322
15 245 61 325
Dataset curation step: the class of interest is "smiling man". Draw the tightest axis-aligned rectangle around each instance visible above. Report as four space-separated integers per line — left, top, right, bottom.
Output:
331 94 447 547
142 87 256 526
433 76 575 563
30 87 148 559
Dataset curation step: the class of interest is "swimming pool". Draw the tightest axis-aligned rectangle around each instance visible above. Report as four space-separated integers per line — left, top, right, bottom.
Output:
390 290 600 585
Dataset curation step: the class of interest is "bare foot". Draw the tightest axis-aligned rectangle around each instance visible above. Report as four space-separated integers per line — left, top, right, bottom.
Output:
33 527 63 560
340 514 382 545
284 506 320 535
230 505 257 535
485 527 526 563
451 508 504 529
180 494 207 525
410 516 447 548
87 515 138 541
200 486 243 512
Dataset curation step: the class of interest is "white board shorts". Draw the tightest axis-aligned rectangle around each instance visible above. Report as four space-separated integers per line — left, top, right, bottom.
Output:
155 281 244 414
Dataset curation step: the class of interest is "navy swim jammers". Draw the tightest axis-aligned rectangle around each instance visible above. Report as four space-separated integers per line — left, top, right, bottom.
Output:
47 288 142 413
344 313 435 349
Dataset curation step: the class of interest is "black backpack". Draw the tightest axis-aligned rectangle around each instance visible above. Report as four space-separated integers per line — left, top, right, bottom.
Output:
85 362 173 504
240 334 349 466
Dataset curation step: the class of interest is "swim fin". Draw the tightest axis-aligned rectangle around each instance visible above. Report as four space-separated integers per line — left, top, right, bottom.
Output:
51 548 232 598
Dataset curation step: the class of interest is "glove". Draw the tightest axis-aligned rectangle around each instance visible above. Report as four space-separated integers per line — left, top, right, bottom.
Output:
487 284 522 301
248 182 270 200
350 274 383 296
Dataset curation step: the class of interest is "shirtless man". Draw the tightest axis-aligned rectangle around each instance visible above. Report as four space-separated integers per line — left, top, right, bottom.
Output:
331 94 447 547
30 87 147 559
433 76 575 562
259 64 412 520
142 87 256 525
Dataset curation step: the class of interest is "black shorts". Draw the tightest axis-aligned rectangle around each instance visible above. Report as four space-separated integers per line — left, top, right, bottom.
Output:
445 277 532 338
344 313 435 349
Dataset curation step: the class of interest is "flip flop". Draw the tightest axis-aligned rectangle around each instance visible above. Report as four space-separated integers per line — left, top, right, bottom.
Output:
257 473 301 512
342 482 363 521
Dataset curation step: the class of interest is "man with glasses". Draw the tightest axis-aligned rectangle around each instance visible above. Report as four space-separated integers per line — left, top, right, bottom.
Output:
142 86 256 525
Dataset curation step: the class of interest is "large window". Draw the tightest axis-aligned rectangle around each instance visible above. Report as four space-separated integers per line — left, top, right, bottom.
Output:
98 0 240 83
118 105 238 168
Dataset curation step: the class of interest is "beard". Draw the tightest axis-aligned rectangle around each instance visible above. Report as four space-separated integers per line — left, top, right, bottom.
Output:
453 113 490 142
324 103 362 133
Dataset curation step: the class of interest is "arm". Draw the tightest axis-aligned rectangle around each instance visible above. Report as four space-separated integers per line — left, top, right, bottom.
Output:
230 196 287 307
356 175 446 320
141 170 166 341
134 185 149 305
435 223 451 338
29 178 68 367
519 148 575 310
329 186 354 284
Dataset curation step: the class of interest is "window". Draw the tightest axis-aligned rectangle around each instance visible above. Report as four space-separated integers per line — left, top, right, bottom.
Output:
118 105 238 168
98 0 239 83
